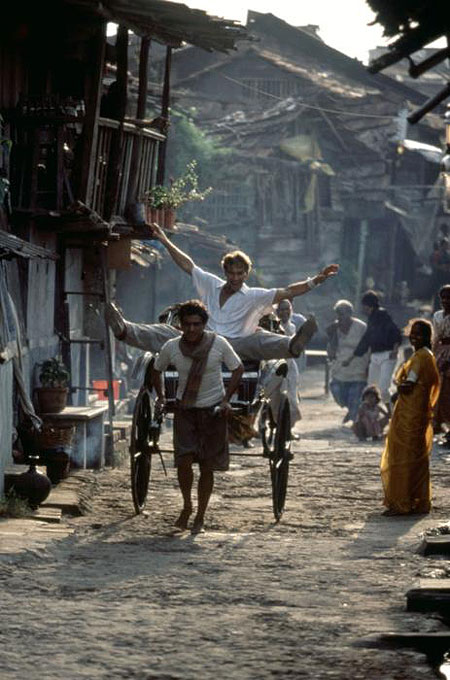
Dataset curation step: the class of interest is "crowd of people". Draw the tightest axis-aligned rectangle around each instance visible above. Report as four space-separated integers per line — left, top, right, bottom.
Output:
106 221 449 528
326 285 450 516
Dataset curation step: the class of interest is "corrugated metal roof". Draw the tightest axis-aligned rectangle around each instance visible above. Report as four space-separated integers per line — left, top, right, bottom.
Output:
0 230 58 260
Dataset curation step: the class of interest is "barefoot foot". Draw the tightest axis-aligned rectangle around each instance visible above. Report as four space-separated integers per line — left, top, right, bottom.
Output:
191 517 205 535
174 507 192 530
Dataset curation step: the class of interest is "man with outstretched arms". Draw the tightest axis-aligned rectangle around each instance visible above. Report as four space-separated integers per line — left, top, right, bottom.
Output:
106 223 339 360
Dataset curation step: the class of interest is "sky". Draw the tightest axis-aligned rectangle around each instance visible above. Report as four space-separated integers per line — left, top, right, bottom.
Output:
170 0 389 64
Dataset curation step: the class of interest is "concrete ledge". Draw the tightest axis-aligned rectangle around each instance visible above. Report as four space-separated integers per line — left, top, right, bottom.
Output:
407 579 450 614
419 535 450 556
356 632 450 662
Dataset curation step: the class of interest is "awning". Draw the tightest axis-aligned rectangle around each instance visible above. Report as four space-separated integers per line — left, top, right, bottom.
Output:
0 230 58 260
68 0 249 52
398 139 443 163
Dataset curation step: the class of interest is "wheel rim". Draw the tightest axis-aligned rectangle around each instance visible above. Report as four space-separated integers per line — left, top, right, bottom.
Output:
130 388 153 514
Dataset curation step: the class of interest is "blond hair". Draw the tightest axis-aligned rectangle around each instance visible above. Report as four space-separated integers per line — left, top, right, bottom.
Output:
221 250 252 274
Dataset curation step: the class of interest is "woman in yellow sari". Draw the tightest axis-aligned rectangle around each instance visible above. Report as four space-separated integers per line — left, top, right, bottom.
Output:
381 319 440 515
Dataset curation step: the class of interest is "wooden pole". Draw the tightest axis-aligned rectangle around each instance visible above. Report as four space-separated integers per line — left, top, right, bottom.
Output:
355 219 368 305
126 37 151 208
156 46 172 186
78 22 106 205
104 26 128 220
100 244 115 466
137 37 151 120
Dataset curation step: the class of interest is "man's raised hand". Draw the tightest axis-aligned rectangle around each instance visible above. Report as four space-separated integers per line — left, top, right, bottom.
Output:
322 264 339 278
148 222 165 241
314 264 339 285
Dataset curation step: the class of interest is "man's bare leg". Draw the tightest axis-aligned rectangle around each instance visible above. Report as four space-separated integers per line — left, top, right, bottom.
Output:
175 456 194 529
192 464 214 534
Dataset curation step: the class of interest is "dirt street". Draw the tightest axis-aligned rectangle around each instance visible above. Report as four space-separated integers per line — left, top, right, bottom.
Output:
2 369 450 679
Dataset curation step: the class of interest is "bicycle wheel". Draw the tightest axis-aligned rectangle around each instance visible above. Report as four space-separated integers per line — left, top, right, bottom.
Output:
270 394 291 521
130 387 153 514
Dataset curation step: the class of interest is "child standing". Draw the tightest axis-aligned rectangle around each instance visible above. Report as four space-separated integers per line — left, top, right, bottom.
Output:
353 385 389 441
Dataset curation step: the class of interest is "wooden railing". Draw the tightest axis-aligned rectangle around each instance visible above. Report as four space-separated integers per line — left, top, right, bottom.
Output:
8 112 165 220
89 118 165 219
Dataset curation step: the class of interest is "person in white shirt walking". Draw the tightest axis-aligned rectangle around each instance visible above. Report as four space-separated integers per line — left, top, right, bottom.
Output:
326 300 370 423
151 300 243 534
106 223 339 360
276 299 302 432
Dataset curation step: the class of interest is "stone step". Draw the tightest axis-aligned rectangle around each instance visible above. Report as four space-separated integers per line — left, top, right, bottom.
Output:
29 506 62 524
407 579 450 614
41 487 81 515
357 632 450 662
420 535 450 556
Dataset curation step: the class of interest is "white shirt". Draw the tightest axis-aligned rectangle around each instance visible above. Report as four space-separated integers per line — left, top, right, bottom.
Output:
280 319 296 336
192 265 277 338
331 318 370 382
291 312 307 331
154 334 242 408
433 310 450 340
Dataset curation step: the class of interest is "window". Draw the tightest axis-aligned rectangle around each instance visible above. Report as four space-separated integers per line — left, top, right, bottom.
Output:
240 78 301 101
198 180 252 222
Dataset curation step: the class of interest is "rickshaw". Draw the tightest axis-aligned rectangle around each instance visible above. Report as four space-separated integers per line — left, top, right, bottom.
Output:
129 309 293 522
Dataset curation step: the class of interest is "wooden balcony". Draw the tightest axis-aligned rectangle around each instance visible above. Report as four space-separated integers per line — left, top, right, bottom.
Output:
8 111 165 222
89 118 165 220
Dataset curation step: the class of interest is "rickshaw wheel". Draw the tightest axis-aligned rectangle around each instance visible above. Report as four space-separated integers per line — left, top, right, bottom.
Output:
130 387 153 514
271 395 291 522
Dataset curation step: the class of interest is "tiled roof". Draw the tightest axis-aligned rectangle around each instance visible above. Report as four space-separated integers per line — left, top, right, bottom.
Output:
68 0 249 52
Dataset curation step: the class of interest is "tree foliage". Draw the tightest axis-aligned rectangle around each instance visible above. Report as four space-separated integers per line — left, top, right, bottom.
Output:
166 109 230 188
367 0 450 39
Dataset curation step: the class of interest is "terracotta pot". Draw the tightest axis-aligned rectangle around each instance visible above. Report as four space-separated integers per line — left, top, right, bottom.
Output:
145 206 164 226
164 208 176 231
35 387 68 414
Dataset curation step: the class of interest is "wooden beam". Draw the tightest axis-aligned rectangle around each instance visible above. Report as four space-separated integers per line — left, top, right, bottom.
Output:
156 46 172 186
137 37 151 120
115 26 129 122
408 47 450 78
78 22 106 205
104 26 128 220
126 37 151 208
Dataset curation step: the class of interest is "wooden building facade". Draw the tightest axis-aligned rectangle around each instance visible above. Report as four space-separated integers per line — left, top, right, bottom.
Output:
165 11 445 317
0 0 247 496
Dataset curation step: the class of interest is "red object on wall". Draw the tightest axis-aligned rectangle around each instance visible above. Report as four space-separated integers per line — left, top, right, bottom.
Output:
92 380 121 401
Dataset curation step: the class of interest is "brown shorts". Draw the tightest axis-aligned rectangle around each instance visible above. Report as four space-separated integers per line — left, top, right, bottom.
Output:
173 404 229 471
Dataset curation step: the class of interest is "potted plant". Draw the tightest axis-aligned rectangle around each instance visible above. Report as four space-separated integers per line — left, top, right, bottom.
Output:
35 356 70 414
144 160 212 230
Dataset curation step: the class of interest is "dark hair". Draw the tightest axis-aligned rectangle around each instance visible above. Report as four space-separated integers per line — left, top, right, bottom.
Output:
221 250 252 273
440 284 450 297
361 290 379 308
362 384 381 403
404 317 433 349
178 299 208 324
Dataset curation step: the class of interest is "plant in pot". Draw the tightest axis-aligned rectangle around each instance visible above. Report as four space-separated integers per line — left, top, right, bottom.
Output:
35 356 70 414
144 160 212 231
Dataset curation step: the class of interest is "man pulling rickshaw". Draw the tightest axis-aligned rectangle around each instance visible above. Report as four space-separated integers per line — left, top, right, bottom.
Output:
109 222 339 527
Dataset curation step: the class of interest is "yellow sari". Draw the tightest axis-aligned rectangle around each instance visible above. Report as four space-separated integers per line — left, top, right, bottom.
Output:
381 347 440 514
